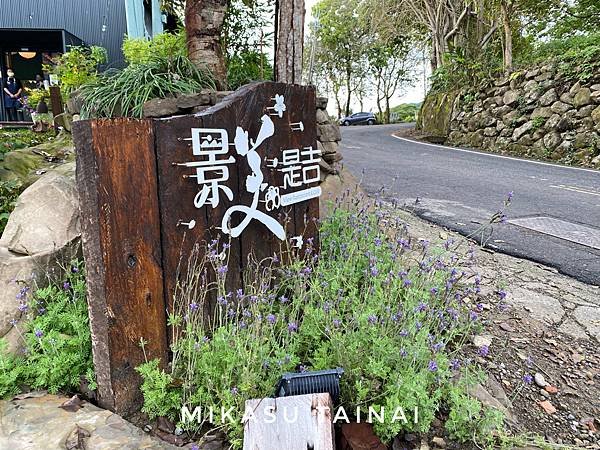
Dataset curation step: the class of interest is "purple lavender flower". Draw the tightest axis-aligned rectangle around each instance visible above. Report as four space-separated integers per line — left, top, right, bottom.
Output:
217 265 228 275
367 314 378 325
267 314 276 324
430 287 439 296
431 342 444 353
469 311 478 321
287 322 298 333
400 348 408 357
18 303 28 312
403 279 412 287
478 345 489 357
71 266 79 273
191 444 200 450
450 359 460 371
507 191 514 201
189 302 199 311
428 360 438 372
415 302 428 313
300 266 312 276
523 373 533 384
497 289 507 300
400 330 409 337
374 237 382 247
63 281 71 290
370 266 379 277
9 319 18 327
332 319 341 328
15 286 30 300
230 387 239 395
34 329 43 338
279 295 289 304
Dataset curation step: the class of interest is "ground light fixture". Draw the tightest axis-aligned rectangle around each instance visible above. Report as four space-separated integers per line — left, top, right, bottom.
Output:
275 368 344 403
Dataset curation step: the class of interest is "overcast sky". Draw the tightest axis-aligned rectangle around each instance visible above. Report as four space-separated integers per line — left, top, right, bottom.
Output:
303 0 428 114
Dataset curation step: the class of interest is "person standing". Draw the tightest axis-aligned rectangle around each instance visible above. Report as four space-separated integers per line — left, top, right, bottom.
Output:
3 69 23 122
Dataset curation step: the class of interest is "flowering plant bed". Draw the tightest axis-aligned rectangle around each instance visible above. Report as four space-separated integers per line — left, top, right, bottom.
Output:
136 198 505 448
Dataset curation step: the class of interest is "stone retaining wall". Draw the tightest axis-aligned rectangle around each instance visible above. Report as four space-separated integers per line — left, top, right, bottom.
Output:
423 65 600 168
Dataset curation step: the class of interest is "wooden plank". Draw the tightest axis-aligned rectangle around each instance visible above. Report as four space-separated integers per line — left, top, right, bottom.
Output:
73 118 168 416
243 393 334 450
49 86 64 116
154 82 319 325
154 115 212 322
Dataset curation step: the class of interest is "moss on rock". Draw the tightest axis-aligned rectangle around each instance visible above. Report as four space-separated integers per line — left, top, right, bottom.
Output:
417 91 459 139
0 133 74 187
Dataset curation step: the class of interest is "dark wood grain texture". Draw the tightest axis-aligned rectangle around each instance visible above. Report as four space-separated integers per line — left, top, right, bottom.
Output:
73 118 168 416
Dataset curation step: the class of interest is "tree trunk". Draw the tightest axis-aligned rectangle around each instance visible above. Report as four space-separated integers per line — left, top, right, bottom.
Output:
500 0 513 73
185 0 229 89
385 96 390 124
344 67 352 117
275 0 305 83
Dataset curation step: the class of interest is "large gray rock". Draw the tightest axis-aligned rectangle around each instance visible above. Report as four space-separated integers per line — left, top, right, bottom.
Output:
316 96 329 110
591 105 600 125
573 87 592 108
513 121 534 140
317 140 339 155
316 108 330 125
538 88 557 106
0 164 81 354
317 123 341 142
0 163 80 256
502 90 519 106
142 97 180 118
531 107 553 119
550 101 571 114
0 394 183 450
176 91 211 109
543 132 562 150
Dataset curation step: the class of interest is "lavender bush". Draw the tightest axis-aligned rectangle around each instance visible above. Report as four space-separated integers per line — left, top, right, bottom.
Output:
137 197 505 447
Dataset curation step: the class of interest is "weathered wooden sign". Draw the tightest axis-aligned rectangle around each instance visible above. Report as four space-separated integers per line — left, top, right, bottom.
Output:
73 82 320 415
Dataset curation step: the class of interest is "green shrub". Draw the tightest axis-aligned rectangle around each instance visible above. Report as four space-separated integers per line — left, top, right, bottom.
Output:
0 180 22 236
0 260 94 397
123 31 187 65
137 202 504 447
227 51 273 90
45 46 107 95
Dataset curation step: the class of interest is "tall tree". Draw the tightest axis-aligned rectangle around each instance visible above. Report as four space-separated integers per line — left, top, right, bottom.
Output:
312 0 369 116
185 0 229 88
368 37 414 123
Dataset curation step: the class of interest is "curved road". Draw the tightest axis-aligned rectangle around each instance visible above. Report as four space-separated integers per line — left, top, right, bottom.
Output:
340 124 600 286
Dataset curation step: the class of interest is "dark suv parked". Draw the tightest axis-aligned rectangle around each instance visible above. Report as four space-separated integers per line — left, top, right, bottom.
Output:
339 112 377 126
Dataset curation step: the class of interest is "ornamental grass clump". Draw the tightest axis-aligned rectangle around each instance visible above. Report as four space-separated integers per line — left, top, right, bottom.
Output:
137 199 504 448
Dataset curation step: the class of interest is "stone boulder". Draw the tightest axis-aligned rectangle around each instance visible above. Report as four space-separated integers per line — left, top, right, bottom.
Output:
0 163 79 255
317 123 342 142
142 97 180 118
0 132 74 186
573 87 592 108
0 163 80 354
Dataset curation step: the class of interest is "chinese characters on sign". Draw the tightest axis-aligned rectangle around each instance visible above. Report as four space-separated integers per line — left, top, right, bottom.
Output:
176 94 322 243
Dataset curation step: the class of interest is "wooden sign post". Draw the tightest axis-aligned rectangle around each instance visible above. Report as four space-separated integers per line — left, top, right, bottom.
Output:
73 82 320 415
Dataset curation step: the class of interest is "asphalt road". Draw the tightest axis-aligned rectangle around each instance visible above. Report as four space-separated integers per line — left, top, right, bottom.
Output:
340 123 600 286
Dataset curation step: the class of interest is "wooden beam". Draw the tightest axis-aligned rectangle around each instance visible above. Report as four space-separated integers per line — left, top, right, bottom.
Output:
73 118 169 416
243 393 334 450
274 0 305 84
